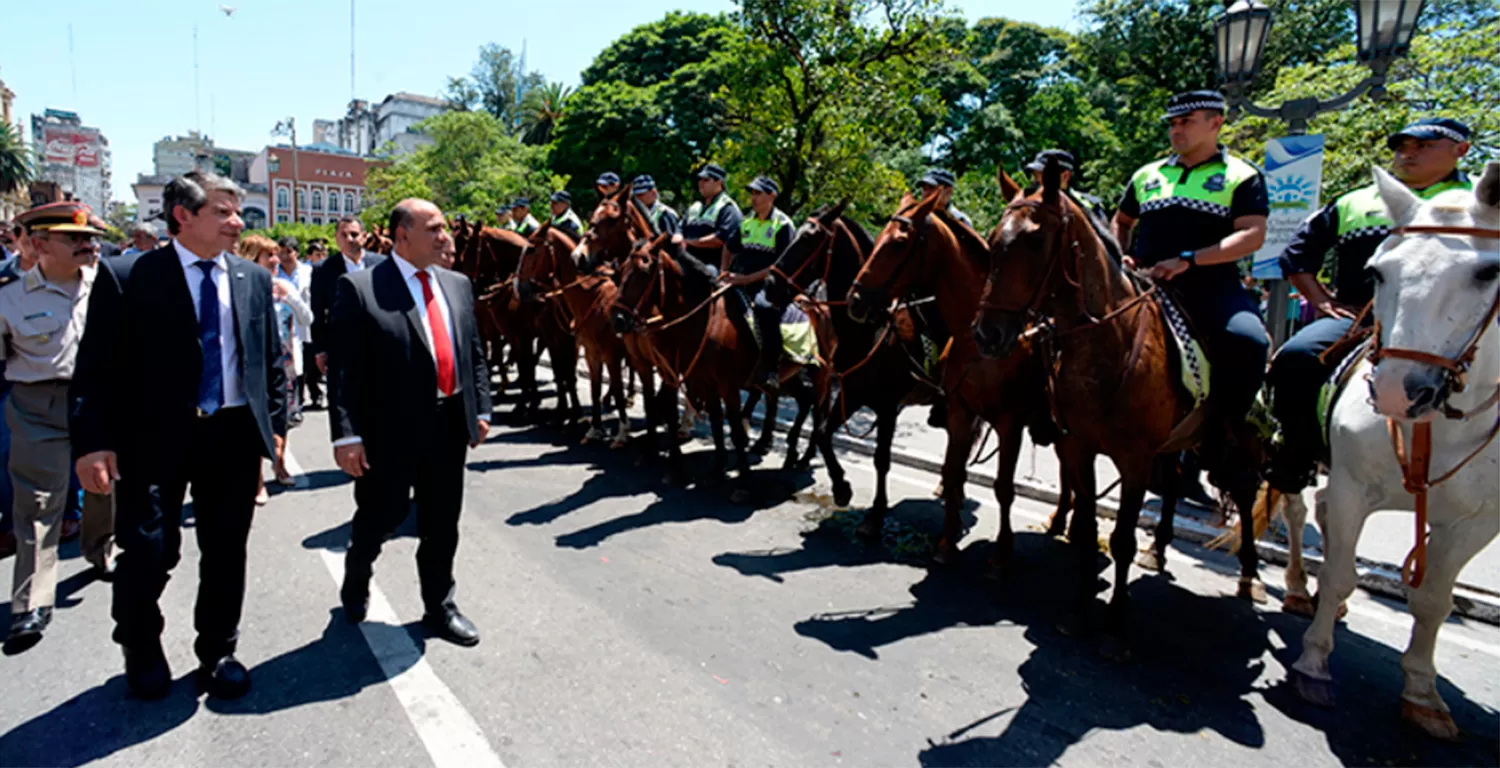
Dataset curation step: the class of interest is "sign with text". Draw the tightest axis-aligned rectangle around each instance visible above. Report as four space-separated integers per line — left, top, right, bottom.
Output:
1252 134 1325 280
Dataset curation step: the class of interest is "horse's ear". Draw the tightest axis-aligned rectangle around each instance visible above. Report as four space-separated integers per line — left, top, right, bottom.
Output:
1474 161 1500 213
823 198 850 223
998 167 1023 202
1374 165 1423 225
914 186 943 219
1041 157 1062 206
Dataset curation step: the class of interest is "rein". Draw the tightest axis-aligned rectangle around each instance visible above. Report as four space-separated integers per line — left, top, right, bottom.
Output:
1368 222 1500 589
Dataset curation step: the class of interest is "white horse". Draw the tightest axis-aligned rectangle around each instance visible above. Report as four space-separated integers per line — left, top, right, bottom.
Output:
1282 161 1500 740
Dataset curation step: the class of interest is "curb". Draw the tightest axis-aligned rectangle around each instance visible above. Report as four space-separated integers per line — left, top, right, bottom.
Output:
540 359 1500 625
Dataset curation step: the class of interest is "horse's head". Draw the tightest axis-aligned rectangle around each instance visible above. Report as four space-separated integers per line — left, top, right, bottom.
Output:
611 233 672 335
848 191 943 324
588 185 647 266
770 199 848 305
1368 162 1500 421
973 162 1074 359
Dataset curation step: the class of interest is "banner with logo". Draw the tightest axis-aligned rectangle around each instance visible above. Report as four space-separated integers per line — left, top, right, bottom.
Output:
41 127 101 167
1252 134 1325 279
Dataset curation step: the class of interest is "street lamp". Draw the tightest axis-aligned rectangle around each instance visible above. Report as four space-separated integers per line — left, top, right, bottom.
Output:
272 117 299 222
1213 0 1425 348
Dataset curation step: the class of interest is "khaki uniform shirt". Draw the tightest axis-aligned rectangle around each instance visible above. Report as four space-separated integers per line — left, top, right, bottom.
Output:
0 264 96 383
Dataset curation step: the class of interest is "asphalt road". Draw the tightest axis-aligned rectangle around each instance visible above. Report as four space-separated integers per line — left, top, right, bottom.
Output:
1 392 1498 767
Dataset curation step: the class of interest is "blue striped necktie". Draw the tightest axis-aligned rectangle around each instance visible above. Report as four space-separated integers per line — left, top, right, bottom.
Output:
195 260 224 415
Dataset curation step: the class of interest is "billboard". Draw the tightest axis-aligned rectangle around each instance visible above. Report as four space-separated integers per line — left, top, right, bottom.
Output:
1252 134 1326 280
41 126 102 167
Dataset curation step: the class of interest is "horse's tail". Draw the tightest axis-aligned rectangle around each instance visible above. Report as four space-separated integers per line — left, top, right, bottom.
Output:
1206 481 1283 554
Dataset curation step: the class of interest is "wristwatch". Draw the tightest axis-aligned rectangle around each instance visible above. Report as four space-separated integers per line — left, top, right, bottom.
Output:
1179 250 1197 268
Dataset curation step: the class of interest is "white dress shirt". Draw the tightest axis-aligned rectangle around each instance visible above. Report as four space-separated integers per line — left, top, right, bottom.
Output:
175 238 246 408
331 252 458 448
343 253 368 274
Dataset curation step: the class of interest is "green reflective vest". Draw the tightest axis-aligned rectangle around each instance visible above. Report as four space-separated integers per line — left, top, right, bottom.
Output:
685 192 733 228
551 208 584 233
1334 178 1473 245
740 209 794 254
504 214 540 236
648 202 678 231
1130 152 1261 221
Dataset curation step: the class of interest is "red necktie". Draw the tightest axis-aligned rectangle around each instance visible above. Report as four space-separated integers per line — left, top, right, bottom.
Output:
415 271 457 396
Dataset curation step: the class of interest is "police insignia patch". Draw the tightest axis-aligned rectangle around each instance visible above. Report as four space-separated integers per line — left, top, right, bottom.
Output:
1203 173 1227 192
1144 179 1162 192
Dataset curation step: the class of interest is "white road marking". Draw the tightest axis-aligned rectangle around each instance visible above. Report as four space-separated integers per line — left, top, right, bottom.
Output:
282 449 507 768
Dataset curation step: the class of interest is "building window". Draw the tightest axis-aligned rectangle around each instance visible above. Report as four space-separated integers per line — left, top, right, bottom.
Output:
243 208 267 230
276 188 289 209
312 190 324 211
296 189 306 211
328 193 339 213
345 193 356 212
299 216 308 224
312 216 323 225
277 214 289 224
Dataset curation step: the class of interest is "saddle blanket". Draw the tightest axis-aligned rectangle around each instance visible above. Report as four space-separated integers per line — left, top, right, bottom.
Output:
740 299 821 367
1155 291 1211 407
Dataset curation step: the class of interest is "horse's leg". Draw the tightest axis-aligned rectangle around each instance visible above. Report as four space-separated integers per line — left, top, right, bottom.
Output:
749 391 776 456
626 365 638 409
1046 468 1073 539
1232 471 1268 604
724 392 752 504
799 387 822 468
782 388 811 471
1138 453 1179 573
1102 459 1152 661
820 390 854 508
984 413 1026 580
1290 465 1372 708
635 366 658 464
516 335 538 421
706 397 727 483
1059 440 1102 636
661 385 687 486
608 355 630 449
743 389 762 437
1397 510 1498 740
1280 488 1316 616
583 350 604 443
935 398 978 565
856 401 899 540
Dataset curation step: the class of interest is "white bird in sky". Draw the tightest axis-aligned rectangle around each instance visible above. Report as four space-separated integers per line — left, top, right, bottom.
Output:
219 4 237 16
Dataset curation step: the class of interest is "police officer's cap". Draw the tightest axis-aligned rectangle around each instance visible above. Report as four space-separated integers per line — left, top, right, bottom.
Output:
511 198 531 209
1387 117 1472 149
917 168 957 189
1025 149 1076 173
596 171 621 187
746 176 779 195
633 175 657 194
1162 90 1227 121
697 163 727 182
16 201 106 235
550 191 572 204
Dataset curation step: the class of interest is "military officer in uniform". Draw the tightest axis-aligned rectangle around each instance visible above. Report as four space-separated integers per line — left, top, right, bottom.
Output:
549 191 585 241
1 201 115 651
503 198 541 237
632 175 680 236
1265 117 1474 492
719 176 795 388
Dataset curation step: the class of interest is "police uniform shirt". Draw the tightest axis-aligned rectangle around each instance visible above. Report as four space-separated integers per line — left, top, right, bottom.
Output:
0 264 95 383
682 191 743 264
1116 145 1269 290
505 214 541 236
1279 170 1471 309
645 202 681 236
734 209 794 277
551 208 584 240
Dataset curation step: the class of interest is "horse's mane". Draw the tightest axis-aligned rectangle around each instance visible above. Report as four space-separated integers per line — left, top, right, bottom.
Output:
1066 189 1124 266
839 214 875 257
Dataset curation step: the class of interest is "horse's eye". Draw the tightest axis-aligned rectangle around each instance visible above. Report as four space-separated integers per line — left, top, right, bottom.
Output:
1477 263 1500 284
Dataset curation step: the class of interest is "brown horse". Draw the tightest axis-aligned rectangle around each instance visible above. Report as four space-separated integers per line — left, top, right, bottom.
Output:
971 164 1264 654
518 225 631 445
847 190 1069 571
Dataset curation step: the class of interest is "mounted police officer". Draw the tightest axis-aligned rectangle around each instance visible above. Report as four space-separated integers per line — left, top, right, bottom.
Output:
718 176 794 389
548 191 585 241
680 163 742 272
502 198 540 237
1113 90 1271 468
632 175 679 236
916 168 972 229
596 171 622 200
1026 149 1108 223
1265 117 1474 493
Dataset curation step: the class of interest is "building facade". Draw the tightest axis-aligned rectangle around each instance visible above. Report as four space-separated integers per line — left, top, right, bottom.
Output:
152 132 213 177
249 143 368 226
320 92 448 158
29 108 111 215
1 74 23 221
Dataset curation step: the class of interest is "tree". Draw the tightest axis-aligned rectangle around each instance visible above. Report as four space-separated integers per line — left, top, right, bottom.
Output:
443 44 548 132
519 82 571 146
0 122 32 196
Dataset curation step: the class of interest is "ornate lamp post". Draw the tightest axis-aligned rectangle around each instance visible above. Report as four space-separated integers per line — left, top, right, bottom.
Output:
271 117 300 222
1214 0 1426 346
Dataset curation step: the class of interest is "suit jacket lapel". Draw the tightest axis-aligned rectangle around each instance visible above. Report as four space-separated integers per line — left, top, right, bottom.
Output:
377 259 433 357
227 255 253 368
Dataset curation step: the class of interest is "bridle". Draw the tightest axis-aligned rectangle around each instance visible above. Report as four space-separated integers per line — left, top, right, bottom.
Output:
771 217 839 297
850 208 934 309
1364 221 1500 590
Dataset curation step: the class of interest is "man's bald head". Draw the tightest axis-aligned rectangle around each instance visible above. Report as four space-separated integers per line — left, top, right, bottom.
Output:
388 198 453 269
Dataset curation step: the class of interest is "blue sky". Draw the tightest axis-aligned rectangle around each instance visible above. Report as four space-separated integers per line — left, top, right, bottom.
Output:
2 0 1083 203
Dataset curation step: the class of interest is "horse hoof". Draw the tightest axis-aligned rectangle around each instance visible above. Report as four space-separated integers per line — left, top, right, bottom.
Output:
1290 669 1336 709
832 481 854 508
1136 549 1166 573
1237 578 1269 604
1401 699 1461 741
1098 634 1133 663
1282 593 1316 617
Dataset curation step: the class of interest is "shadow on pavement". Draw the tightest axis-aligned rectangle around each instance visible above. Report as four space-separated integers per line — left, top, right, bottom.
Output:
0 674 200 766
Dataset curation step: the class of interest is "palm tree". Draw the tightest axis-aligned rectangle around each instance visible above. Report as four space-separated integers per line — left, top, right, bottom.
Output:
0 122 32 196
518 82 571 145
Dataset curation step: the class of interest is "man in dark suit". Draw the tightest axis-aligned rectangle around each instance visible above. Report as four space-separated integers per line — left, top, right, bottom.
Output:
328 198 491 646
71 171 287 700
311 216 385 377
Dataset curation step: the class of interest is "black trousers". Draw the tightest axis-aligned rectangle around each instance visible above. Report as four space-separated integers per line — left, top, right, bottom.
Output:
112 407 263 663
345 396 468 614
301 342 324 403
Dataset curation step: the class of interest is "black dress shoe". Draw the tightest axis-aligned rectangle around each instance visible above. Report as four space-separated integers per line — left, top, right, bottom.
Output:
340 577 370 624
124 643 173 700
423 609 480 647
198 655 252 700
4 608 52 652
342 594 369 624
90 558 117 582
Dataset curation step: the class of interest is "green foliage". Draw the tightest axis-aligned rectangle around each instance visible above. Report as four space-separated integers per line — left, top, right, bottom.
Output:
0 122 32 196
362 111 563 229
250 222 339 248
519 82 571 146
444 44 549 133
